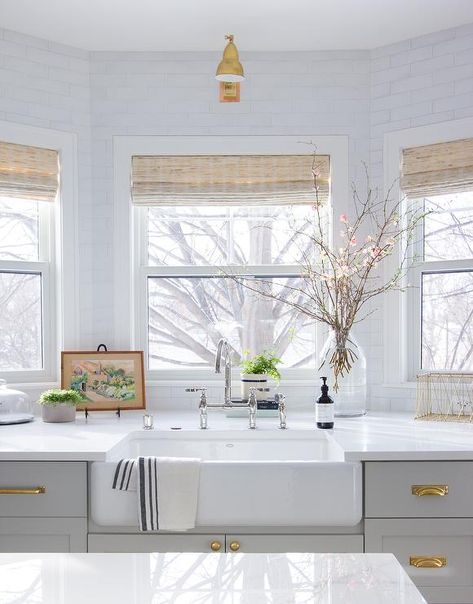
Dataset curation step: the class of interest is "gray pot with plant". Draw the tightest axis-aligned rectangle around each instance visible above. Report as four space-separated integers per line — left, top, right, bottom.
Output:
38 389 83 423
240 351 281 402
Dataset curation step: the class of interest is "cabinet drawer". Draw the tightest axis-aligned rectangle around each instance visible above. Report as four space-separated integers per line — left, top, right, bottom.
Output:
365 519 473 604
88 534 226 553
365 461 473 518
0 462 86 517
225 534 363 553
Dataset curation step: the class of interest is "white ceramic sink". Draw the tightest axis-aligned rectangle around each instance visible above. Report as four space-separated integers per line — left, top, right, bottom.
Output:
91 430 362 527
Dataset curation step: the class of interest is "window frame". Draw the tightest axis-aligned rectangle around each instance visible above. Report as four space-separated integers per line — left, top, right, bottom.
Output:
113 135 349 383
384 117 473 386
0 121 79 384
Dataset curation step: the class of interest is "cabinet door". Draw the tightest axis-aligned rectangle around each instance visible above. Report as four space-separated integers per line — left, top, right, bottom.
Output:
225 534 363 554
365 518 473 604
0 518 87 552
88 533 226 553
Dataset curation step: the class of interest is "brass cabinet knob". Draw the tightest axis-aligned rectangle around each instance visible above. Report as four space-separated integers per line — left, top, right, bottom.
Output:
411 485 449 497
409 556 447 568
210 540 222 552
229 541 240 552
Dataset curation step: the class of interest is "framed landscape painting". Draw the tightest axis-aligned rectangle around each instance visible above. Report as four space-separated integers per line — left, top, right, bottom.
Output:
61 351 146 411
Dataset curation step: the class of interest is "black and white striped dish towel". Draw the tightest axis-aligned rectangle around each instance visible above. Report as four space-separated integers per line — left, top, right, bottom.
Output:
112 456 201 532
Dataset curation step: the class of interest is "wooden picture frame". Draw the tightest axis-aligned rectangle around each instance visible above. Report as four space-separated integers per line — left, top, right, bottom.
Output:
61 351 146 412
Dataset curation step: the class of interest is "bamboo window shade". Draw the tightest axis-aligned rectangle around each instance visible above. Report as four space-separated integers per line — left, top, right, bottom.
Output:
401 138 473 198
131 154 330 206
0 141 59 202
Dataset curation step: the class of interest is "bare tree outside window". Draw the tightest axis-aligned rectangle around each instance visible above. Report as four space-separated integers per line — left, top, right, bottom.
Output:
419 194 473 371
0 198 43 371
146 205 318 370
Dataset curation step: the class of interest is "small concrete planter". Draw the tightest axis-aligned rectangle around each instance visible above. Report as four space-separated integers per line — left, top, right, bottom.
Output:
41 403 77 423
240 373 270 402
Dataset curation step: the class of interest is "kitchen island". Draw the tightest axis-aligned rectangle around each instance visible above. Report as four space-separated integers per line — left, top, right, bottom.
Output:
0 551 426 603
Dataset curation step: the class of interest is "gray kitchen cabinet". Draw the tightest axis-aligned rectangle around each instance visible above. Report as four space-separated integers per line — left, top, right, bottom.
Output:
225 534 363 554
0 462 88 553
365 518 473 604
365 461 473 604
365 461 473 518
88 533 226 553
0 461 87 517
0 517 87 552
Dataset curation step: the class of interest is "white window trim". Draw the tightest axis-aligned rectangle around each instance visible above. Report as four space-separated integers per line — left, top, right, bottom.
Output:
383 116 473 387
0 120 79 384
113 135 349 382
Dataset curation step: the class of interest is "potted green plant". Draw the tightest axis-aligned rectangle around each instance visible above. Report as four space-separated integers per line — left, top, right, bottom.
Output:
240 351 282 402
38 389 83 423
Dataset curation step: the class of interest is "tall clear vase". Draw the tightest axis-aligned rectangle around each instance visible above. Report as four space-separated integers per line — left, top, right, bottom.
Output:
318 329 367 417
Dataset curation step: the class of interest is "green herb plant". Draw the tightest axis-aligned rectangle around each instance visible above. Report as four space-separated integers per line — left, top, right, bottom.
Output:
240 351 282 382
38 389 84 406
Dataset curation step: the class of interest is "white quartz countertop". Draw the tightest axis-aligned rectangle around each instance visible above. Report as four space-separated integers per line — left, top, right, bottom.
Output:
0 552 426 603
0 410 473 461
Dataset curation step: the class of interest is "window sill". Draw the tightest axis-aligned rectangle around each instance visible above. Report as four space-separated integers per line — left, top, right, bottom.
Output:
380 382 417 390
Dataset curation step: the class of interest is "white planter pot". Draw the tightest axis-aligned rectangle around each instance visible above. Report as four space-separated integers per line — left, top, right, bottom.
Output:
240 374 270 402
41 403 77 423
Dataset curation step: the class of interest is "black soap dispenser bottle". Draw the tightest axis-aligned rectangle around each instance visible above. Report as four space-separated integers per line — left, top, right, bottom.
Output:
316 376 334 429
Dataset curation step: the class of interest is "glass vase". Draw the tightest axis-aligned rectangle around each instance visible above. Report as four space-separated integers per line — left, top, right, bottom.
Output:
318 329 367 417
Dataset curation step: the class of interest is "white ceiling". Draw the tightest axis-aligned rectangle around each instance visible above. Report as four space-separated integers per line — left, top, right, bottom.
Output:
1 0 473 52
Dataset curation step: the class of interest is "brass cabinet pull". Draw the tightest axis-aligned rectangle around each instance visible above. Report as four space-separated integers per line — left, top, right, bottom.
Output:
210 540 222 552
410 556 447 568
411 485 448 497
0 486 46 495
229 541 240 552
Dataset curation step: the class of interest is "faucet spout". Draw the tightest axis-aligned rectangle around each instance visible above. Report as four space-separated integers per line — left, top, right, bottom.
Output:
215 338 232 406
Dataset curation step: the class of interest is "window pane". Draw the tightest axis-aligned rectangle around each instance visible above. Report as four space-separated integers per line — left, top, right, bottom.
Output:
147 206 314 266
147 276 316 370
422 271 473 371
423 193 473 261
0 198 39 261
0 272 42 370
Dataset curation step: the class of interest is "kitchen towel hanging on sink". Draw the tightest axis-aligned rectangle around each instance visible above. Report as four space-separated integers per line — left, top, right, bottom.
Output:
112 456 201 532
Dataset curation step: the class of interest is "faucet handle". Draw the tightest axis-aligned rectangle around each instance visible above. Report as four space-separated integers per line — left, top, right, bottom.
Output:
186 387 207 409
276 393 287 430
275 392 286 407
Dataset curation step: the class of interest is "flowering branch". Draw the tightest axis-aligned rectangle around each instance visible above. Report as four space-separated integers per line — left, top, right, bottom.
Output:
225 159 426 390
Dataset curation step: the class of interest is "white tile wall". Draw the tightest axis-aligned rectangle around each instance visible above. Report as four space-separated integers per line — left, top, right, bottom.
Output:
0 21 472 412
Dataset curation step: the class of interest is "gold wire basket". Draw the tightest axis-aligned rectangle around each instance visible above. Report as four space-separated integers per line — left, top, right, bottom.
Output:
416 372 473 423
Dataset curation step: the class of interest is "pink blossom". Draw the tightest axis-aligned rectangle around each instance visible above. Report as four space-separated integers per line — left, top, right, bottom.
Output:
350 237 357 246
340 213 348 223
369 246 382 259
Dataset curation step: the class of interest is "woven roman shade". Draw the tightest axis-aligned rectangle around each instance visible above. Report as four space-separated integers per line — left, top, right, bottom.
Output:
0 141 59 202
401 138 473 198
131 154 330 206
